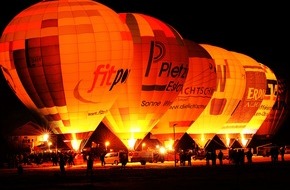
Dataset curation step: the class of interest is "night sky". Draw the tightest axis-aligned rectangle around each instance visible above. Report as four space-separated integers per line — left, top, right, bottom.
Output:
99 0 289 79
0 0 289 140
1 0 288 78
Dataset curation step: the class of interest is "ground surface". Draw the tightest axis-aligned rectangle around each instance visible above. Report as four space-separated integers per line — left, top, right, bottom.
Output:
1 156 289 190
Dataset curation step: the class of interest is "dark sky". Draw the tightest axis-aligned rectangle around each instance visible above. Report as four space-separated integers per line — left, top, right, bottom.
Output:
99 0 288 79
1 0 289 137
1 0 288 77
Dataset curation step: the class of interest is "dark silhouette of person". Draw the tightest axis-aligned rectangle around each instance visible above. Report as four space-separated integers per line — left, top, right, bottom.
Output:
186 151 192 166
51 152 58 166
205 151 211 166
86 153 94 176
246 148 253 164
270 147 279 163
211 150 217 166
17 163 23 175
58 153 66 176
217 150 223 165
228 148 234 164
238 149 245 165
100 152 106 166
120 152 128 168
179 150 186 166
280 146 285 161
67 151 75 166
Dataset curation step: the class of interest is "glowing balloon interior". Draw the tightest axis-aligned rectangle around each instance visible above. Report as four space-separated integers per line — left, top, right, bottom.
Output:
0 0 134 151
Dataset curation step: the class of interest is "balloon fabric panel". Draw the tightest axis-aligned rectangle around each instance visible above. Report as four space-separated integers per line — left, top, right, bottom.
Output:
151 40 217 143
103 13 189 149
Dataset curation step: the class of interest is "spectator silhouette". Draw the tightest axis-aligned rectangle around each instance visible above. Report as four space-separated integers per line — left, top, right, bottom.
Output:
187 151 192 166
238 149 245 165
59 153 66 176
280 146 285 161
86 153 94 176
67 151 75 166
100 152 106 166
211 150 217 166
179 150 186 166
205 151 211 166
217 150 223 165
51 152 58 166
246 148 253 164
270 147 279 163
120 152 128 168
17 163 23 175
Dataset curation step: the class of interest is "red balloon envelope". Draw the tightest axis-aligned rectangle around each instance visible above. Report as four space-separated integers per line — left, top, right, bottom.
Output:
102 13 189 150
0 0 134 151
242 63 278 137
150 39 217 148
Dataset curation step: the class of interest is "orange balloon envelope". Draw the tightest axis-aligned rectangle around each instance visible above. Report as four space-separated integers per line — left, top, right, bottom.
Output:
102 13 189 149
150 39 217 146
0 0 134 151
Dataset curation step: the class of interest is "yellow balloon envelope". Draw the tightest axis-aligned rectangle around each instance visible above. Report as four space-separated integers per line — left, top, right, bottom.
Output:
102 13 189 150
217 51 267 146
187 44 246 147
0 0 134 151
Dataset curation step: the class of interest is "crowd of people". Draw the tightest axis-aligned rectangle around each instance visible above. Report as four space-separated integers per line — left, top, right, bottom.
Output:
177 146 286 167
1 145 288 176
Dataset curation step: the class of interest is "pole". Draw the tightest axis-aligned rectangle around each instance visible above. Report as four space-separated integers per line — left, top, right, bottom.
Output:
173 124 176 167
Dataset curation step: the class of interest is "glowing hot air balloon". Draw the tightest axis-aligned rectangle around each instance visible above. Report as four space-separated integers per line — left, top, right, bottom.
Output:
150 39 217 149
102 13 189 150
256 77 290 139
242 63 278 138
217 51 267 147
0 0 134 151
187 44 246 148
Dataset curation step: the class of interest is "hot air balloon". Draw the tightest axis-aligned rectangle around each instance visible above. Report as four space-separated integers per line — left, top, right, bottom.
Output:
242 63 278 140
217 51 267 147
0 0 134 151
187 44 246 148
255 77 290 139
150 39 217 150
102 13 189 150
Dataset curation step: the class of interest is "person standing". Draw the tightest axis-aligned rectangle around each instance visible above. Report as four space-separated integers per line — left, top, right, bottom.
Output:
205 151 211 166
120 152 128 168
100 152 106 166
211 150 217 166
186 151 192 166
86 153 94 176
280 146 285 161
246 148 253 164
217 150 224 165
59 153 66 176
